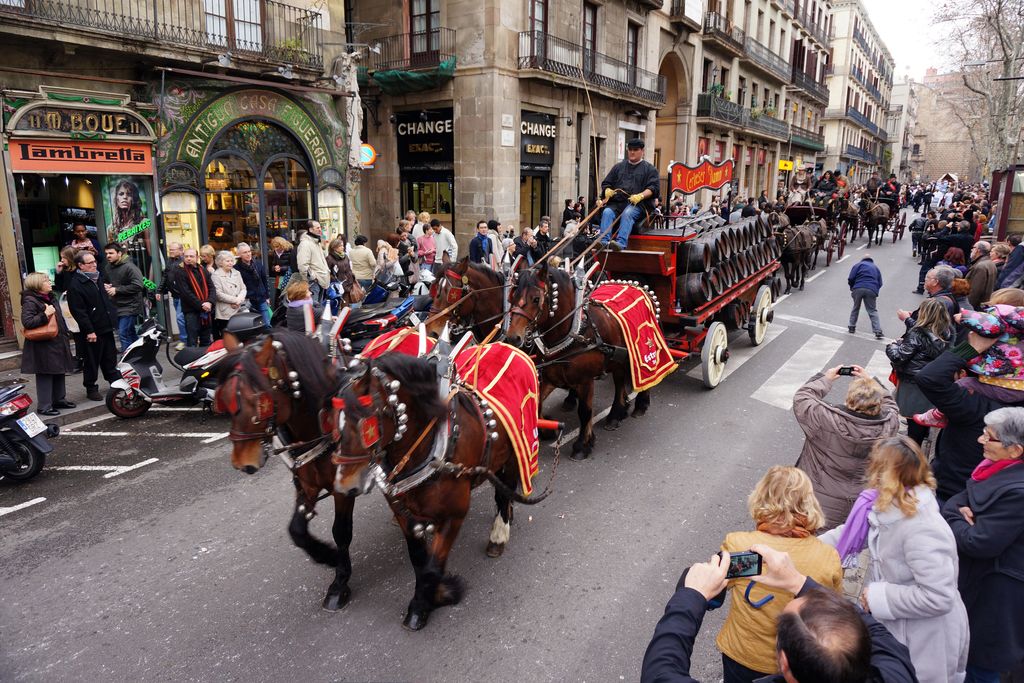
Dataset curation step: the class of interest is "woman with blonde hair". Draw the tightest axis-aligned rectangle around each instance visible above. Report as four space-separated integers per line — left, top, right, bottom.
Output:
794 365 900 528
823 436 969 682
199 244 217 276
717 466 843 683
210 250 246 339
283 279 322 333
887 298 953 444
21 272 75 415
412 211 431 239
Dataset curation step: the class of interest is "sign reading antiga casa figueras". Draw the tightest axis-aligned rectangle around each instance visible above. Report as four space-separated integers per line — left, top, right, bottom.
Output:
178 90 331 171
669 158 735 195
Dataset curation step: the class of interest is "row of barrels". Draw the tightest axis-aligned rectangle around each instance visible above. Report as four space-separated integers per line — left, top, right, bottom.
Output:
675 215 781 311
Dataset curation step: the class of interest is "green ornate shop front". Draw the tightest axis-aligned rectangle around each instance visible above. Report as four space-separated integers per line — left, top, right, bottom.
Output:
157 84 348 262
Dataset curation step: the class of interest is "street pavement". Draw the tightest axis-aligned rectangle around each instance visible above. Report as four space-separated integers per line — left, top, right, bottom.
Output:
0 214 926 682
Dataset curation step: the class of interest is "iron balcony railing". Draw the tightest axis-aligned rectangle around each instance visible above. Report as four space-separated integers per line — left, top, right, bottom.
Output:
518 31 666 106
851 66 883 103
790 125 825 151
853 28 871 57
846 144 877 164
0 0 323 68
696 93 790 141
370 28 455 72
702 11 746 56
743 37 790 82
794 2 829 47
669 0 701 26
791 68 829 104
846 106 879 136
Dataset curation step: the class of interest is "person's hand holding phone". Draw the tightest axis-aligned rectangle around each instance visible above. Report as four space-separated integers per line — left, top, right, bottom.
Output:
684 552 730 601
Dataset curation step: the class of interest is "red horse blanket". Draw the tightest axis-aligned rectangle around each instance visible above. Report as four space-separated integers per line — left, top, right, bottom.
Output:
589 283 676 392
454 343 540 495
358 328 435 359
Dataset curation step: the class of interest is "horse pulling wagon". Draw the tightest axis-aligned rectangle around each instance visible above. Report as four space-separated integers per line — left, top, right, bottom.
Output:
597 158 782 388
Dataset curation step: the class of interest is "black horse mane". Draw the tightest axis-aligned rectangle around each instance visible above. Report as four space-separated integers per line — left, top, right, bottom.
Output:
516 264 572 294
433 258 505 286
341 353 446 422
223 330 335 408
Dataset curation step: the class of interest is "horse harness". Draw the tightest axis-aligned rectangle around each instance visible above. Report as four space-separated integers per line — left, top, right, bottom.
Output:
509 276 590 357
429 268 511 340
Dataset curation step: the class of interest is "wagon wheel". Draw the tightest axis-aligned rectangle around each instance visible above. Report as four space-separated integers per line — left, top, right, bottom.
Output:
748 285 773 346
897 212 907 240
837 222 847 259
824 229 835 266
701 321 729 389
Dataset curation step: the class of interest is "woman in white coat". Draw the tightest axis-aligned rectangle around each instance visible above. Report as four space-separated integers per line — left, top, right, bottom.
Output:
210 250 246 339
822 435 969 683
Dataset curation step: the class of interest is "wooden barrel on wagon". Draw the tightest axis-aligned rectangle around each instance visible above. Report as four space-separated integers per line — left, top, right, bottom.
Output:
675 272 712 309
678 237 714 272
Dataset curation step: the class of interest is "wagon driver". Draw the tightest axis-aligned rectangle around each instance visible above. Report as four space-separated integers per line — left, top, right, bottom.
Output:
597 138 660 251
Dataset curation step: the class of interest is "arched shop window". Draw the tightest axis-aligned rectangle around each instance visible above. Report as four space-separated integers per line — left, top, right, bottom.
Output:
161 192 200 251
202 120 313 256
262 156 312 244
317 187 345 242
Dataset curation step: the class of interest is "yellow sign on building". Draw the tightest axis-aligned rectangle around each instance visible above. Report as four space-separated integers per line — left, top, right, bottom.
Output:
778 160 794 171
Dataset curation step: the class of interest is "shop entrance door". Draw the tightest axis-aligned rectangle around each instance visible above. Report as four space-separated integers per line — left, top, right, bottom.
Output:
519 174 548 230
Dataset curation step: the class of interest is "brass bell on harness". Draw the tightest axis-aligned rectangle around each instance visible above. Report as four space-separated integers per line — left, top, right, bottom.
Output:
387 394 399 406
487 419 497 429
398 414 409 425
490 431 500 441
287 371 299 381
388 380 401 392
396 402 407 415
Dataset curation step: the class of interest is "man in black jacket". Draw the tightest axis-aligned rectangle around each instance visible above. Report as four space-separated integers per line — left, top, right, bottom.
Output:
156 241 186 345
103 242 145 350
65 251 121 401
597 138 660 251
234 242 271 326
916 332 1023 502
640 545 916 683
169 248 216 347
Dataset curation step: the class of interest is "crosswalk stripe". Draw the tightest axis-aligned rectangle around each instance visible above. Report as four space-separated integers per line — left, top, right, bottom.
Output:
774 313 888 345
687 324 788 381
863 349 895 392
751 334 844 411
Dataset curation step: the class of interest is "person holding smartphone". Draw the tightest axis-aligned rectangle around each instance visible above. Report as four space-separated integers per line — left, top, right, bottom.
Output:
794 366 900 529
716 467 843 683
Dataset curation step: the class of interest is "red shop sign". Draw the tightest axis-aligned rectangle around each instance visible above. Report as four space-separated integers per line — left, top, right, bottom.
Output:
758 148 767 165
669 158 735 195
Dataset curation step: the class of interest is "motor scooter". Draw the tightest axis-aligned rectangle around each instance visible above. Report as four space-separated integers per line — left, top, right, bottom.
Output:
0 383 59 483
106 318 228 419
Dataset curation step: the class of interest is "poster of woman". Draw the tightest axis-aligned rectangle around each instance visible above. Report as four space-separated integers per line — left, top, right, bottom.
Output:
102 176 153 276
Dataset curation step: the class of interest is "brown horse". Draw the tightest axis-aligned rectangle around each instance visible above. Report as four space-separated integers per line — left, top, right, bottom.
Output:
860 196 890 245
774 222 817 293
425 257 509 341
331 351 540 630
504 261 651 460
213 330 356 612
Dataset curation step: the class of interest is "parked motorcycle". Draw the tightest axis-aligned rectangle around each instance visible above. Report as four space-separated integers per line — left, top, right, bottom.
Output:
106 318 228 419
343 294 433 353
0 383 59 483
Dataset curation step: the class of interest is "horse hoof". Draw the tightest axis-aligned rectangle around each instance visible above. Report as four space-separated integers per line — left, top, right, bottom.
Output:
403 608 430 631
570 449 590 461
485 541 505 558
321 585 352 612
604 418 621 431
433 574 465 607
560 396 577 411
632 406 648 419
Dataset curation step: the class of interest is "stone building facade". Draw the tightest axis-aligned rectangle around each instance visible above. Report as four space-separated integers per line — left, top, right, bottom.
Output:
349 0 672 248
886 78 920 182
821 0 893 184
913 68 981 183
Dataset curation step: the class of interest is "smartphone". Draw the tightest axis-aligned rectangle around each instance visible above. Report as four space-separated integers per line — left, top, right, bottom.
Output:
838 366 855 376
724 551 763 579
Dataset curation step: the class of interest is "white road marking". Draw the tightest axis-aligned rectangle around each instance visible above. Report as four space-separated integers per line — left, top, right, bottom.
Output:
857 243 869 250
837 255 851 263
751 334 844 411
688 325 788 381
775 293 790 305
0 497 46 517
863 349 895 392
806 270 825 283
61 431 227 439
60 412 118 432
53 458 159 478
774 313 888 344
202 433 228 443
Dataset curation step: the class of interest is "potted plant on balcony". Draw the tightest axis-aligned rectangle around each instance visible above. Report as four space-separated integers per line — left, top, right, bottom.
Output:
709 83 725 98
764 105 777 117
750 106 764 120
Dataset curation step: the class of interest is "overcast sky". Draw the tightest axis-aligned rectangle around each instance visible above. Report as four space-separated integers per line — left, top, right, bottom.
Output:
859 0 954 82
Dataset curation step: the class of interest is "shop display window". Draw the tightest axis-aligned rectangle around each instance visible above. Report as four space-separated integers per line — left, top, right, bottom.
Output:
317 187 345 242
161 192 200 251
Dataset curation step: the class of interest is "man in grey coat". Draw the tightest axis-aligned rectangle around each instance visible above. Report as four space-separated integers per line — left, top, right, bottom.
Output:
103 242 145 349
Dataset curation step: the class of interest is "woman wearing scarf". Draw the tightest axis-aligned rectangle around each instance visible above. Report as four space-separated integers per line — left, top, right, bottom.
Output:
21 272 76 415
716 467 842 683
822 436 969 682
210 251 246 340
942 407 1024 683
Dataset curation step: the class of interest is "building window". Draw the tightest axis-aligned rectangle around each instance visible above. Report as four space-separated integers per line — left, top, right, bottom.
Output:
626 23 640 84
411 0 440 55
529 0 546 33
204 0 263 52
583 2 598 72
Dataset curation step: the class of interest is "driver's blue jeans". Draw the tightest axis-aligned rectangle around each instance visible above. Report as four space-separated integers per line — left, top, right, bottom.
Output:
599 205 643 248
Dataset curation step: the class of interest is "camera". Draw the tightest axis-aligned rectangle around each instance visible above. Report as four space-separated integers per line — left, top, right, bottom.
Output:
722 550 763 579
838 366 855 376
